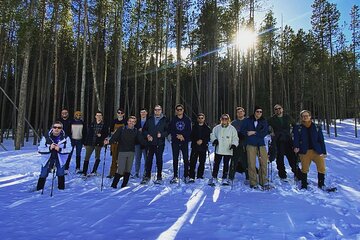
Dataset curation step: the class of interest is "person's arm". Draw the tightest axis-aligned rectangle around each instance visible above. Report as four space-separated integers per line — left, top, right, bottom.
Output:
58 137 72 154
38 137 51 154
318 125 327 155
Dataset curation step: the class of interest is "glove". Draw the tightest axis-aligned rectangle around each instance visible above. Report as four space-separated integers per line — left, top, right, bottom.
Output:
212 139 219 146
229 145 236 150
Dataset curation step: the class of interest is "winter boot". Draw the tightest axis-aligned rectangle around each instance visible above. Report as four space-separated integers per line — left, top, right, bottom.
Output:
75 156 81 170
58 176 65 190
111 173 122 188
318 172 325 189
78 161 89 176
121 172 131 188
36 177 46 191
91 159 101 174
301 172 308 189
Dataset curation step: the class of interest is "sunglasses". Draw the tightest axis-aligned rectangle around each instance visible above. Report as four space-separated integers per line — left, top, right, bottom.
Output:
53 126 62 129
221 117 229 120
198 117 204 119
274 108 281 110
117 111 123 114
176 108 183 111
255 110 262 113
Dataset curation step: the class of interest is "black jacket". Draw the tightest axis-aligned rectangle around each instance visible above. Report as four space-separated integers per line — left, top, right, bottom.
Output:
109 126 146 152
190 123 211 151
83 121 109 146
142 115 169 146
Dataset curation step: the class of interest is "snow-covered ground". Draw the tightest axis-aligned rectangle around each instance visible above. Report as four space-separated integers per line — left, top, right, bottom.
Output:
0 119 359 240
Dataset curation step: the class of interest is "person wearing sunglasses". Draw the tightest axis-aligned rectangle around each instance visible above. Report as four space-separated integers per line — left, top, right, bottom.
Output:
141 105 169 184
189 113 211 182
169 104 192 184
208 114 239 186
240 106 269 189
36 121 72 191
107 108 127 178
268 104 300 181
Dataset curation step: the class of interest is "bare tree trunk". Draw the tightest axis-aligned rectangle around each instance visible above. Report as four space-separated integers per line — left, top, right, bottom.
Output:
80 0 88 114
175 0 183 104
52 0 59 122
163 0 170 111
114 0 124 112
74 0 82 111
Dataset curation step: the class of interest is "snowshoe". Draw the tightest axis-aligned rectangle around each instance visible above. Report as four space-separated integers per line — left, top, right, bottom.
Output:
221 178 230 186
188 178 195 183
261 184 274 191
208 178 216 187
154 179 162 185
140 177 150 185
170 177 179 184
320 186 337 192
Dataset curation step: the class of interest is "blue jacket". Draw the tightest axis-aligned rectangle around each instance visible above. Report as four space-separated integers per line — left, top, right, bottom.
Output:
142 114 169 146
293 122 326 155
240 115 268 147
169 115 192 144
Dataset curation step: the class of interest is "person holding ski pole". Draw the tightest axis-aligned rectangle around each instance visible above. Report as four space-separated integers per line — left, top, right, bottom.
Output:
208 114 239 186
104 116 146 188
189 113 211 181
169 104 192 184
293 110 327 190
240 106 269 189
36 121 72 191
268 104 300 181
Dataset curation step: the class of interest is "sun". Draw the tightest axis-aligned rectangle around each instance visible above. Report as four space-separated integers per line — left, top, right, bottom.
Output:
234 28 257 51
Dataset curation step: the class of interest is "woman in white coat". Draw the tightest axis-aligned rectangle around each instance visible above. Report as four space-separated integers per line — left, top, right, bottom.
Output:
209 114 239 185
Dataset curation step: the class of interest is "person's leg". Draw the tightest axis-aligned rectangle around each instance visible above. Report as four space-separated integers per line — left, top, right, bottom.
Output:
212 154 222 178
197 150 206 179
222 155 231 179
189 150 198 179
258 146 269 186
276 141 287 179
155 145 165 180
171 143 180 178
181 143 189 178
246 145 258 187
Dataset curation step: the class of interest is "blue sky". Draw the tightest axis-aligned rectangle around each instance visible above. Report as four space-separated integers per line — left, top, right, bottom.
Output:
255 0 358 40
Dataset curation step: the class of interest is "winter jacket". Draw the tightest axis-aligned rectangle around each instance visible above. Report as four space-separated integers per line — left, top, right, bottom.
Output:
38 129 72 167
70 119 86 143
142 114 169 146
210 124 239 156
169 114 192 144
190 123 211 151
231 118 247 147
110 118 127 133
293 122 326 155
240 115 268 147
108 126 146 153
83 121 109 147
268 114 295 142
58 117 72 137
135 117 149 148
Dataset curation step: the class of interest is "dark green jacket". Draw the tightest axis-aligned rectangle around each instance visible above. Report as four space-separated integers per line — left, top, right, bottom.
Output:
268 114 295 142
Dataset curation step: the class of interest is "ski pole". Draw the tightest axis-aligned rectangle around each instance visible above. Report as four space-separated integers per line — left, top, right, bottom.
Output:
207 148 213 177
50 165 56 197
178 149 182 186
100 144 108 191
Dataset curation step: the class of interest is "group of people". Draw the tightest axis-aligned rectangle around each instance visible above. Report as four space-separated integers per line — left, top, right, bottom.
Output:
36 103 328 192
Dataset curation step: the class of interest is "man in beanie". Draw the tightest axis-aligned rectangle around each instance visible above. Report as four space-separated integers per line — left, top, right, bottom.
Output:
293 110 327 190
208 114 239 186
240 106 269 189
268 104 300 180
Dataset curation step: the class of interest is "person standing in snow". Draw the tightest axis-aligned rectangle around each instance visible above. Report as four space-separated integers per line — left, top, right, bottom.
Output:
268 104 300 180
169 104 192 183
58 108 72 174
293 110 327 190
229 107 249 182
208 114 239 186
104 116 146 188
189 113 211 181
240 106 269 189
133 108 149 178
64 111 86 173
78 111 109 176
141 105 169 184
107 108 127 178
36 121 72 191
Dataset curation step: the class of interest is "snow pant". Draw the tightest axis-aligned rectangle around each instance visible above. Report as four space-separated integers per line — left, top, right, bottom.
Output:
189 149 206 179
117 151 135 175
64 139 83 170
83 146 102 173
229 145 248 180
134 144 147 176
171 142 190 178
40 158 65 178
145 145 164 180
299 150 325 174
275 139 298 178
38 158 65 190
246 145 268 187
109 143 119 177
212 154 231 179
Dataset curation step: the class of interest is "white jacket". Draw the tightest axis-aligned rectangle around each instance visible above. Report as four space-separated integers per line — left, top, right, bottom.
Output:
210 124 239 156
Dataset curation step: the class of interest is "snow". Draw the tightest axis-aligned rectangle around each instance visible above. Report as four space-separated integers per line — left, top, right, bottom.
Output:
0 119 359 240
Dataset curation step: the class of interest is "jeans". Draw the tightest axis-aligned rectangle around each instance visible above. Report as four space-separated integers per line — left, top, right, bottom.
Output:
134 145 147 176
40 158 65 178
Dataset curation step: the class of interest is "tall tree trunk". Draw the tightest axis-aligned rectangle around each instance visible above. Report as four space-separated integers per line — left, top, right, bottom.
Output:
74 0 82 111
175 0 183 105
80 0 88 114
114 0 124 113
52 0 59 122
